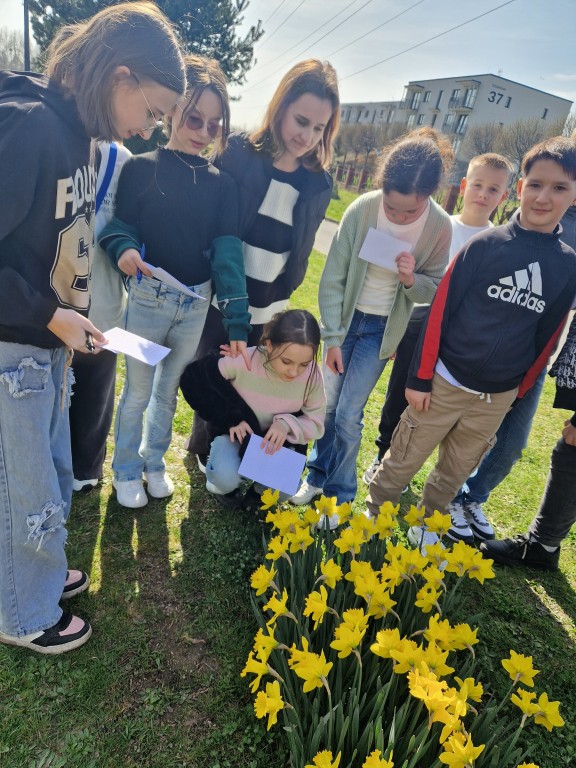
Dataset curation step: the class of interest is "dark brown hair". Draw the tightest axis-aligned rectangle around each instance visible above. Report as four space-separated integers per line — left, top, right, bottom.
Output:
250 60 340 172
377 127 454 197
46 1 185 141
522 135 576 180
169 54 231 156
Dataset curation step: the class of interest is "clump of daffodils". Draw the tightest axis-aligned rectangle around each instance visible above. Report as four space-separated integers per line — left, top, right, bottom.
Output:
243 496 564 768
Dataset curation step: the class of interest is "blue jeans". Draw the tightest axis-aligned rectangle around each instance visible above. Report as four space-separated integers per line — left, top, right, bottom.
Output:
306 310 388 504
113 275 211 481
454 367 546 505
0 343 73 636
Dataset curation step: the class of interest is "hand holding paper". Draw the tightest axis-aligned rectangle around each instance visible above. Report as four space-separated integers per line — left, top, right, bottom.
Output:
357 227 412 271
238 434 306 496
102 327 170 366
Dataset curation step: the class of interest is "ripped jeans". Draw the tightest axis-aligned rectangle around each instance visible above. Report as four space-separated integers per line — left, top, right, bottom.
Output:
0 342 73 636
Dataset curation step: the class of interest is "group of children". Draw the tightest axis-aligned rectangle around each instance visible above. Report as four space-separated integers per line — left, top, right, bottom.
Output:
1 1 575 658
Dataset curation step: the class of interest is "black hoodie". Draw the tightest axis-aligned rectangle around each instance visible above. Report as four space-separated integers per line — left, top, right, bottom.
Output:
0 71 96 347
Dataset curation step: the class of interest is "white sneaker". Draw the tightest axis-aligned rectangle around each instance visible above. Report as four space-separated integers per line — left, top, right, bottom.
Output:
144 471 174 498
362 455 381 485
464 501 495 541
113 479 148 508
73 478 98 492
288 479 323 505
317 513 340 530
196 454 208 475
446 501 475 544
407 525 442 556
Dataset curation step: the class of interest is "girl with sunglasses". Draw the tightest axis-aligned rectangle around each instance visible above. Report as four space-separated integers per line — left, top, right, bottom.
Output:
187 59 340 469
0 1 185 654
100 55 250 509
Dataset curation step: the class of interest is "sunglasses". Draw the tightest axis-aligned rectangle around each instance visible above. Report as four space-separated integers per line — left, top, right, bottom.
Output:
184 109 222 139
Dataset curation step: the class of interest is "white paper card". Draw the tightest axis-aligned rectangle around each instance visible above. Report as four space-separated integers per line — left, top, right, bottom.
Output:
143 263 207 300
357 227 411 271
102 327 171 366
238 434 306 496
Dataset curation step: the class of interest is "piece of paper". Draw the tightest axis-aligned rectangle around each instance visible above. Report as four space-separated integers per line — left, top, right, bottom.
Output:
357 227 412 271
102 327 171 366
238 434 306 496
143 263 207 300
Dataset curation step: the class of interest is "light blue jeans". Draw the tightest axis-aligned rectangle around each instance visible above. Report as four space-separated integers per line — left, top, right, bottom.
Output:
0 343 73 636
306 310 388 504
454 367 546 505
113 275 211 481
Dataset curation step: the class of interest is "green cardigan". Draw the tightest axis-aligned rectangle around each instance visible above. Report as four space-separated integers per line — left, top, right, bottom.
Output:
318 190 452 359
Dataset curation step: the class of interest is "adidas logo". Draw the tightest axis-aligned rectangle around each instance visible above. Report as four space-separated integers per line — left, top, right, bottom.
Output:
487 262 545 313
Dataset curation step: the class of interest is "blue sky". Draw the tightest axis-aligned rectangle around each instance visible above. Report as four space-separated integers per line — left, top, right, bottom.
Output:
3 0 576 130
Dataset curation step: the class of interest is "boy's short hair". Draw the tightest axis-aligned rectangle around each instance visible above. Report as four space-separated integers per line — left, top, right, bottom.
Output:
467 152 514 180
522 136 576 180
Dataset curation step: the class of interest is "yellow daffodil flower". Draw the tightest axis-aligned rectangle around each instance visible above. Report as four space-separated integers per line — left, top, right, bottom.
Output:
290 647 333 693
415 584 441 613
466 551 495 584
422 642 455 677
350 512 376 541
266 508 301 536
250 564 278 596
389 638 426 674
511 688 538 716
260 488 279 510
374 512 396 540
404 504 427 527
303 506 322 527
330 622 365 658
303 584 330 630
532 692 565 731
450 623 479 652
425 540 451 568
346 559 376 583
341 607 370 632
263 588 291 625
378 500 400 518
439 732 485 767
265 534 290 561
336 501 353 524
254 679 285 730
305 750 341 768
253 627 279 663
422 564 446 589
315 494 338 517
424 510 453 537
371 627 402 659
423 614 453 650
444 541 477 577
362 748 395 768
286 524 314 553
501 650 540 687
517 763 540 768
334 526 364 555
241 651 269 692
454 676 483 704
319 558 343 588
367 585 397 620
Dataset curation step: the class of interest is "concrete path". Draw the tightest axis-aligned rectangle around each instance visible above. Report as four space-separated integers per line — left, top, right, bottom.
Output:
313 218 338 255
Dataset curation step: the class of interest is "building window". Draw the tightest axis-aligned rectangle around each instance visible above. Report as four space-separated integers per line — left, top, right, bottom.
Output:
455 114 468 134
451 88 461 101
463 87 477 108
436 90 443 109
407 113 416 129
410 91 421 110
443 113 454 131
423 90 431 102
417 114 425 125
431 114 437 127
380 109 385 116
542 108 548 119
387 110 394 123
364 110 369 117
505 96 512 108
452 137 462 154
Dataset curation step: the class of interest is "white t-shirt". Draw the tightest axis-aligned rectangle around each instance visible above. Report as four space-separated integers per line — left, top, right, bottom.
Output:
356 199 430 316
449 215 493 264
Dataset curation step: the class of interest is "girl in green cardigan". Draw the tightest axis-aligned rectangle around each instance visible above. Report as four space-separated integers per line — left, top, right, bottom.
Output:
290 128 453 515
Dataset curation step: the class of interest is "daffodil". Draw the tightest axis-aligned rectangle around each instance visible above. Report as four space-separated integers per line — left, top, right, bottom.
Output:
362 749 394 768
350 511 376 541
241 651 269 692
422 564 446 588
334 526 364 555
305 750 341 768
336 501 353 524
285 524 314 553
266 508 301 535
454 676 483 704
423 614 453 650
415 583 441 613
389 638 426 674
260 488 280 510
424 510 452 537
444 541 477 577
250 564 278 596
501 650 540 687
319 558 343 588
422 642 455 677
341 607 370 632
253 627 279 663
263 588 292 626
303 506 322 527
378 500 400 519
511 688 538 716
254 679 285 729
289 646 333 693
450 623 479 652
265 534 290 561
517 763 540 768
532 692 565 731
466 550 495 584
315 494 338 517
330 621 365 658
374 512 397 539
404 504 427 527
439 732 485 767
367 585 397 620
303 584 331 630
371 627 402 659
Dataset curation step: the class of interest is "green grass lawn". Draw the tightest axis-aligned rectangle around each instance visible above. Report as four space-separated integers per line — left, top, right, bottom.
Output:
0 250 574 767
325 187 360 222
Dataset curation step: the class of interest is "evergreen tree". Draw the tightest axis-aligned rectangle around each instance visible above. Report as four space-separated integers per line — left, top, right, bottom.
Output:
29 0 263 85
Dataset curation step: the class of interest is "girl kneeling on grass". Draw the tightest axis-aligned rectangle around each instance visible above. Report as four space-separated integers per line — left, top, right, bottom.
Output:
180 309 326 509
100 55 251 510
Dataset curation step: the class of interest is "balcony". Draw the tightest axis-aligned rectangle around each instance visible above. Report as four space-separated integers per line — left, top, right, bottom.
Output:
447 97 476 111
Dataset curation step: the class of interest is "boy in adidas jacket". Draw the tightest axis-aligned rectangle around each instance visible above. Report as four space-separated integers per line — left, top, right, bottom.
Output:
365 136 576 550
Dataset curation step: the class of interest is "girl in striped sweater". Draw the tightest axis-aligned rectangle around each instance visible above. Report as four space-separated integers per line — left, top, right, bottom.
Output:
181 309 326 507
290 128 454 513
